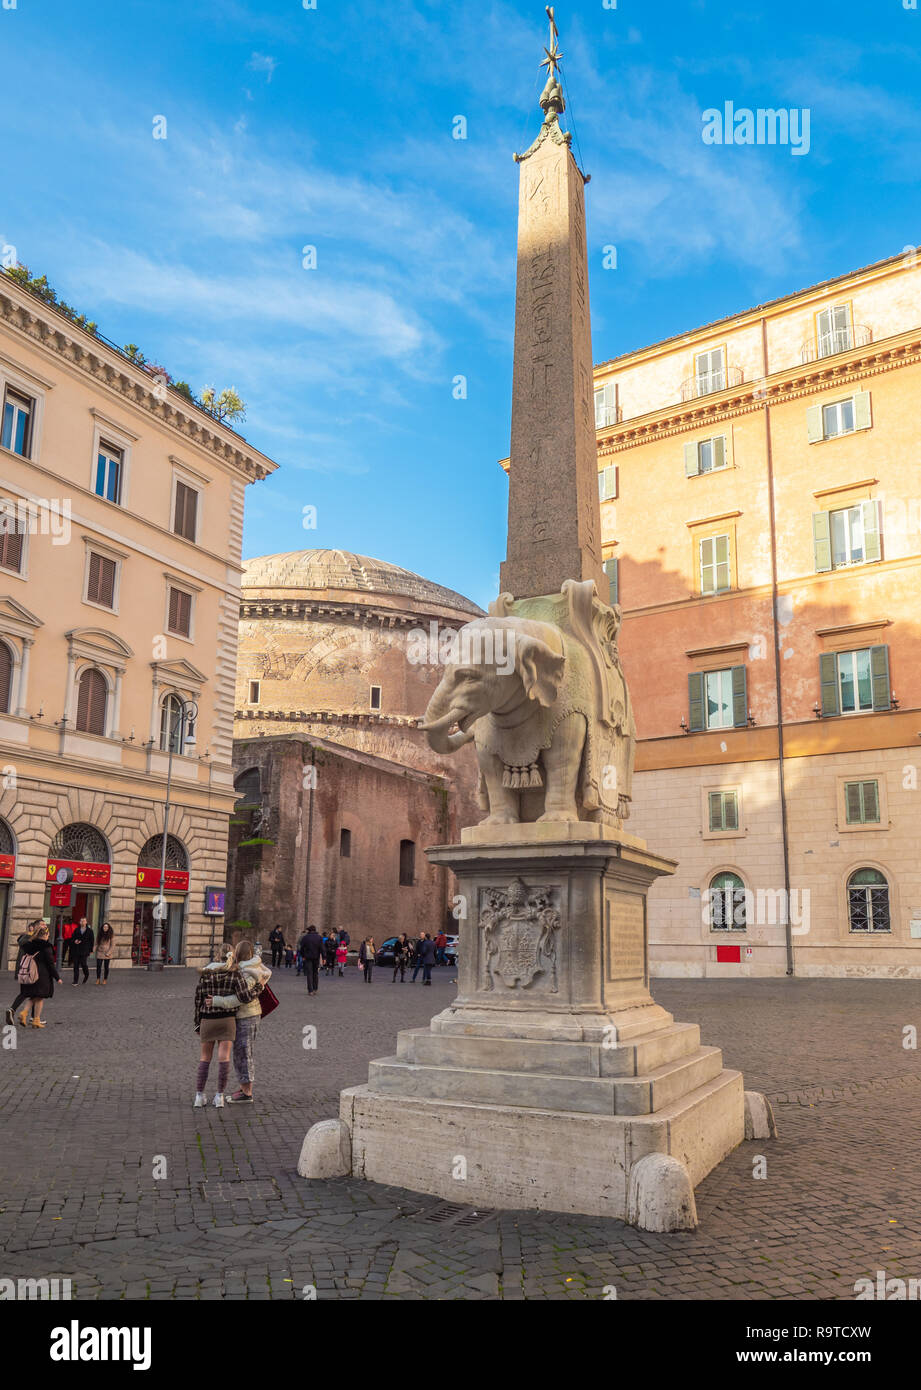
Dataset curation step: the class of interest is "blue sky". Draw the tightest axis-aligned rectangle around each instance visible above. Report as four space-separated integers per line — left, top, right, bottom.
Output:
3 0 920 609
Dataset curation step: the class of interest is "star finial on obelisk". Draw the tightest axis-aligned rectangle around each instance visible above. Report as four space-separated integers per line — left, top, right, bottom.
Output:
539 5 563 79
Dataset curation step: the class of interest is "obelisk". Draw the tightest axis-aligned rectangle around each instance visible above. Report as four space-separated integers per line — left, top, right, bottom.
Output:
499 11 606 601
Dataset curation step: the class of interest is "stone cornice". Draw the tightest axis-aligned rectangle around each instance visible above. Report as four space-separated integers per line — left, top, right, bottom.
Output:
0 280 278 483
234 708 425 730
239 599 473 629
596 331 921 455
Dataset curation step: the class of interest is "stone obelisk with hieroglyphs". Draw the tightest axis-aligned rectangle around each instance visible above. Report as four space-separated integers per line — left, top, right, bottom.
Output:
500 31 606 602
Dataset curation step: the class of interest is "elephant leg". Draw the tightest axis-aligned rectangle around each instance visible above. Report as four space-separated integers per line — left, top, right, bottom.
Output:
537 711 585 823
477 746 519 824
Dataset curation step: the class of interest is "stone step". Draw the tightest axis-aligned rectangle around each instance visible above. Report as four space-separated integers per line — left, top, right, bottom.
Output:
368 1043 724 1117
397 1022 701 1079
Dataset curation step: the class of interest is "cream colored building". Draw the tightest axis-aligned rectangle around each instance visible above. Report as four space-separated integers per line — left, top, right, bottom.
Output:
592 246 921 978
0 269 276 967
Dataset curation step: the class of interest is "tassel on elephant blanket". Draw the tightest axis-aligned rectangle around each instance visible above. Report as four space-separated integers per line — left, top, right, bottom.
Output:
502 762 543 790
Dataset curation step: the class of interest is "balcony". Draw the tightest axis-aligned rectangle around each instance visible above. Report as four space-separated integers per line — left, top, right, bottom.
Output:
799 324 872 364
680 364 743 402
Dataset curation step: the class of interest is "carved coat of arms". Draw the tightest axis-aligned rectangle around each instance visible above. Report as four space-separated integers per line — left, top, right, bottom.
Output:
481 878 561 993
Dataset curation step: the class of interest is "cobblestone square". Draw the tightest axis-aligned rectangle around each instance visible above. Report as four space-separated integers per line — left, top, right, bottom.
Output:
2 965 920 1300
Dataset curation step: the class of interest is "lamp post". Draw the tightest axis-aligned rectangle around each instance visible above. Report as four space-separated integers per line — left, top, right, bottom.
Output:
148 695 197 971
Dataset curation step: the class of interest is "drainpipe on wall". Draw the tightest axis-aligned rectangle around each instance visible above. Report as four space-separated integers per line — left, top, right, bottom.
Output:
303 743 316 934
761 317 795 976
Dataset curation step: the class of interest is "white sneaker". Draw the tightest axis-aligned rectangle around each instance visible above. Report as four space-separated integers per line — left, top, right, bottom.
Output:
212 1093 225 1108
194 1092 207 1107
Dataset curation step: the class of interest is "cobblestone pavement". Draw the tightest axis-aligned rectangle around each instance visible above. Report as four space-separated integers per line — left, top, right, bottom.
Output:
1 965 920 1300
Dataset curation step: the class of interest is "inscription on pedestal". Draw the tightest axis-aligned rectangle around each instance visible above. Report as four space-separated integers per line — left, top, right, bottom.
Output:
606 892 647 983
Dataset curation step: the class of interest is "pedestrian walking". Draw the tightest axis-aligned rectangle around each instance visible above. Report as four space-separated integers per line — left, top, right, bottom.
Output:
323 932 337 977
411 932 427 982
391 933 409 983
268 925 285 969
335 938 348 976
70 917 94 985
61 918 77 968
6 923 60 1027
205 940 271 1105
359 937 376 982
418 932 436 985
435 930 448 966
298 925 323 995
193 947 261 1108
284 944 295 969
95 922 115 984
12 919 38 979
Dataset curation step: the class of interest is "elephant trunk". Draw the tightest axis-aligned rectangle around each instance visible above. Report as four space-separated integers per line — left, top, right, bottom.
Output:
419 695 476 755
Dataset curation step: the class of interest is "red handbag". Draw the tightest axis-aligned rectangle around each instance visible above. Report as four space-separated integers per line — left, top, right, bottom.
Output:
259 983 279 1018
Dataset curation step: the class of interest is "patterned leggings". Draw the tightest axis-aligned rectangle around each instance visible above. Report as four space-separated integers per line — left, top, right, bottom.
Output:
232 1015 260 1086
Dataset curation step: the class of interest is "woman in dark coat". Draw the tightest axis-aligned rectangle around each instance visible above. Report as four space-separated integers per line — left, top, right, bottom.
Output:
6 924 60 1027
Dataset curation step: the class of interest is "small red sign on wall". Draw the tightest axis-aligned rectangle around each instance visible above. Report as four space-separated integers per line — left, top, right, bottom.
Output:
0 853 14 880
49 885 73 908
716 944 741 963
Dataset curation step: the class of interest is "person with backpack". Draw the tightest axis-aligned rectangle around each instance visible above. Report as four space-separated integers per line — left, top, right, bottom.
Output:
70 917 94 985
204 939 271 1105
193 946 261 1108
6 923 60 1027
13 919 38 979
95 922 115 984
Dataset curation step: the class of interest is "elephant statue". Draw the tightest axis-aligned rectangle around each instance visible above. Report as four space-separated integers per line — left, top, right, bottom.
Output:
419 579 635 826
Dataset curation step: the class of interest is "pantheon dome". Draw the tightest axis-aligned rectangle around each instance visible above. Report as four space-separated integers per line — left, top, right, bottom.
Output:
241 549 482 620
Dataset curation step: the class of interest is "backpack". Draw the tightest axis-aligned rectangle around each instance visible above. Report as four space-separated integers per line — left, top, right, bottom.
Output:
17 952 39 985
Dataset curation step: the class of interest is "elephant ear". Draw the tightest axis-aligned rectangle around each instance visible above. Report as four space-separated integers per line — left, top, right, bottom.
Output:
516 636 566 707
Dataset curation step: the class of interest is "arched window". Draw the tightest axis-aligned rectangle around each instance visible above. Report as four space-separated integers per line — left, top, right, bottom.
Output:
138 833 188 870
159 693 186 753
0 640 12 715
75 667 107 735
234 768 261 806
50 823 109 863
399 839 416 887
848 868 890 933
709 871 746 931
0 817 14 856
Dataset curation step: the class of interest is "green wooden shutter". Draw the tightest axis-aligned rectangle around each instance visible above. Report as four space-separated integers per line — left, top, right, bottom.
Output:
861 500 881 563
603 556 618 606
806 404 824 443
853 390 872 431
845 782 862 823
599 464 617 501
684 441 699 477
708 790 721 831
724 791 738 830
688 672 705 731
812 512 832 573
819 652 839 715
731 665 747 727
870 645 891 711
862 780 880 823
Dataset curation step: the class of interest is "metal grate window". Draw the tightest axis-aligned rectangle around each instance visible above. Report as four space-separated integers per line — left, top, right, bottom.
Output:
138 833 188 870
50 822 109 863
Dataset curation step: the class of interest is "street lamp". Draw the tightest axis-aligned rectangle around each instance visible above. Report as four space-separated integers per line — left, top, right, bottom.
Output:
148 695 197 971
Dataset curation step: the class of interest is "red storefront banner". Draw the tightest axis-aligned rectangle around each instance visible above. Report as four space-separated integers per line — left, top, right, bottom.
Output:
46 859 111 886
136 868 190 893
0 853 15 880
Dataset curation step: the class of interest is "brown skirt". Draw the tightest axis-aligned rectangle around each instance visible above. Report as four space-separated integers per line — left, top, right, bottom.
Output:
200 1015 236 1042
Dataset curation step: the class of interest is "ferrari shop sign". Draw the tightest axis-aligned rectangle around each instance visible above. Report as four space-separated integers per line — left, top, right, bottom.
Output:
0 853 14 880
136 868 190 893
46 859 111 887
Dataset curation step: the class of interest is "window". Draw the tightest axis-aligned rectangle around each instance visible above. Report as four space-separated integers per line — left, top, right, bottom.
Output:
847 868 890 933
688 665 747 732
167 586 192 638
594 381 619 428
813 502 881 572
0 512 24 574
340 828 352 858
603 556 618 606
684 435 728 477
695 347 725 395
248 680 260 705
399 839 415 886
85 551 117 609
699 534 731 594
709 871 746 931
844 780 880 825
160 693 186 753
1 389 33 457
370 685 382 711
75 667 107 735
173 480 199 542
0 640 12 714
708 789 739 832
94 442 123 505
598 464 618 501
816 304 852 358
819 646 891 716
807 391 871 443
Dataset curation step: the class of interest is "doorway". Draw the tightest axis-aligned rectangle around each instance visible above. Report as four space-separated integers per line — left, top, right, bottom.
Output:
132 897 185 965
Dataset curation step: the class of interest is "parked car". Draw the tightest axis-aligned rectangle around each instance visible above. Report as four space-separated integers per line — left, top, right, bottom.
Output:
376 936 400 968
444 934 459 965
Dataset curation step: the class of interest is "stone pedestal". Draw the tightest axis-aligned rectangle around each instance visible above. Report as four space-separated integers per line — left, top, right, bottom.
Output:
311 824 746 1227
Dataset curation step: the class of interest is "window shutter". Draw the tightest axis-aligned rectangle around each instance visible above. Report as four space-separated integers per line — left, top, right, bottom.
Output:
603 464 617 499
688 672 705 731
0 524 23 573
812 511 832 572
699 537 714 594
169 588 191 636
869 645 891 711
713 435 727 469
731 665 747 727
76 668 107 735
725 792 738 830
853 390 872 431
87 553 116 607
603 557 618 607
862 780 879 823
684 441 699 477
174 481 198 541
819 652 839 716
0 641 11 714
806 404 823 443
708 791 721 831
861 500 881 563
